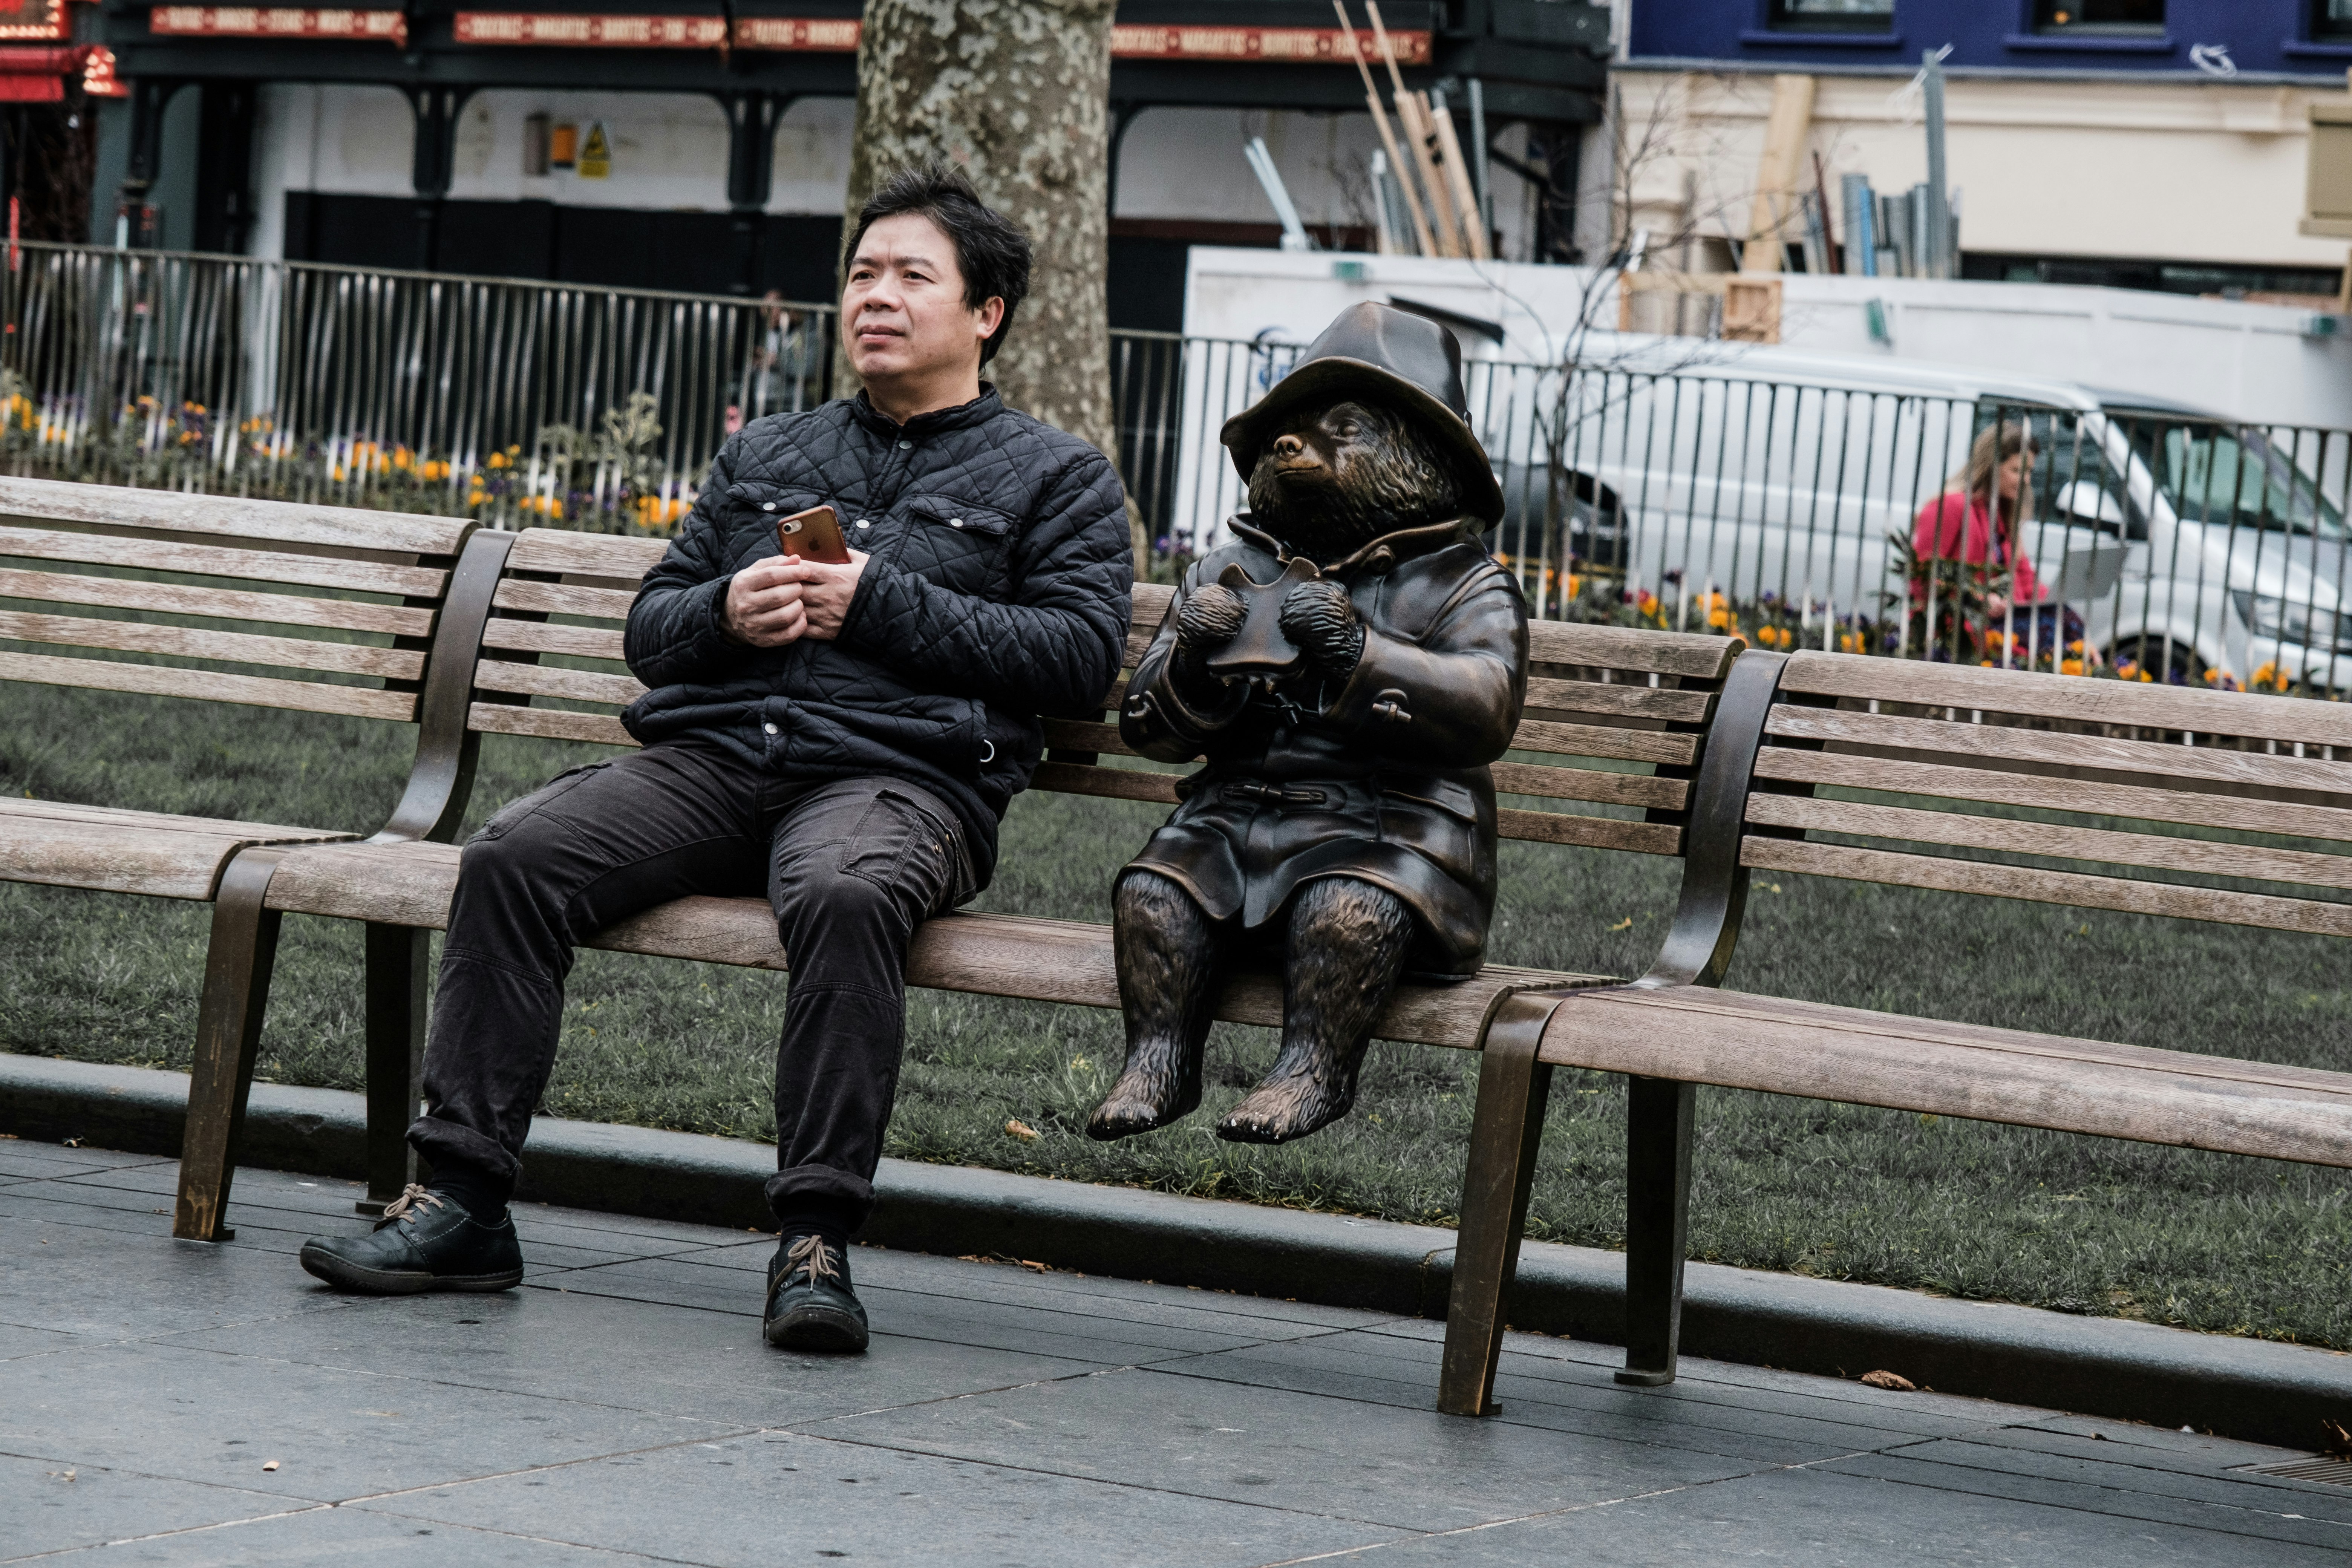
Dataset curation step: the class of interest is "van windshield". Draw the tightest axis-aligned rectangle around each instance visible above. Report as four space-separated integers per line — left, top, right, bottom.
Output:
2139 423 2350 541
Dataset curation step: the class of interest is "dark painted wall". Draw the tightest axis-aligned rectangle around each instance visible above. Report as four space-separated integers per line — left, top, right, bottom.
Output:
283 195 1259 329
283 193 845 302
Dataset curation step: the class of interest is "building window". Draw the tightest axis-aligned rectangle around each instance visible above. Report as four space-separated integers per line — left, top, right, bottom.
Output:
2032 0 2164 33
2318 0 2352 41
1767 0 1894 30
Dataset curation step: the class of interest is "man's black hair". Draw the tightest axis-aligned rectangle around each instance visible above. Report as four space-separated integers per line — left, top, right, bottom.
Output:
846 164 1032 368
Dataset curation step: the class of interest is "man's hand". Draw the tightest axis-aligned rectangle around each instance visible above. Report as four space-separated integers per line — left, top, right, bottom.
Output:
723 551 869 646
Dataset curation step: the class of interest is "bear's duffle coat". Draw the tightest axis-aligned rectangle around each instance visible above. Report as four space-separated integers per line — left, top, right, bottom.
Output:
1119 513 1530 981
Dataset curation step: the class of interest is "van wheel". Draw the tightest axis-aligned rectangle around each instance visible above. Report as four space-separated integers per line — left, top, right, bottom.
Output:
2111 635 2202 686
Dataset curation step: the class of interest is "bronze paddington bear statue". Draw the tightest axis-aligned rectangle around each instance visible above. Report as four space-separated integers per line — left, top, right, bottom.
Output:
1089 302 1529 1145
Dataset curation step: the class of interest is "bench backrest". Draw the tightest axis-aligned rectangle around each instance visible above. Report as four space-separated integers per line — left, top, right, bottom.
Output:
0 476 471 728
1742 651 2352 938
462 528 1741 862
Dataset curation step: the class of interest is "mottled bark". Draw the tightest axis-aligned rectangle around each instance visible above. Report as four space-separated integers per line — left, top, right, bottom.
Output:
841 0 1118 464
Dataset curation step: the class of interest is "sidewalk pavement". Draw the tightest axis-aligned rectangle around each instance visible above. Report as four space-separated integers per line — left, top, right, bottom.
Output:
4 1135 2347 1566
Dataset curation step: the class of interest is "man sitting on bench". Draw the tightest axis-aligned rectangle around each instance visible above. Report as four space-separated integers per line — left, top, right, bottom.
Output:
299 165 1134 1352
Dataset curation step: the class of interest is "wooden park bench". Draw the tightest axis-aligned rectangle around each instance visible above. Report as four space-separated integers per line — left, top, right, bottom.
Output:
1439 647 2352 1417
0 477 518 1239
168 527 1745 1351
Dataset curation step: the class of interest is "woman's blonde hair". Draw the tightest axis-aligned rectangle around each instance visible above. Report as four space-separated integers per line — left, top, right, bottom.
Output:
1947 420 2038 516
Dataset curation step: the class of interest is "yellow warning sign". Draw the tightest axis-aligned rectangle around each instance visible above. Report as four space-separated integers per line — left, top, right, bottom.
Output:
578 121 611 179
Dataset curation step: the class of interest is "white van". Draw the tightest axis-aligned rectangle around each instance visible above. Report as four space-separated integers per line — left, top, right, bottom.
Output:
1479 337 2352 688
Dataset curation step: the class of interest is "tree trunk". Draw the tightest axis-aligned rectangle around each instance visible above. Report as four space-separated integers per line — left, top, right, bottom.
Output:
840 0 1118 469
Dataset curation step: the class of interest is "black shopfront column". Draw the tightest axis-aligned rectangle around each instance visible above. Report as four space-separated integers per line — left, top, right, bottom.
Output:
117 76 178 249
722 90 787 297
404 85 470 271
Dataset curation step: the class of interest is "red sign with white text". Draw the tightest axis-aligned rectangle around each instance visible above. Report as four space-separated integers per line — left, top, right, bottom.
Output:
454 12 727 46
149 8 409 44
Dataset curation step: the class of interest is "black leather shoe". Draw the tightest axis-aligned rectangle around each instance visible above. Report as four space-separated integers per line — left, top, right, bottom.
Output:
299 1185 524 1294
763 1233 869 1352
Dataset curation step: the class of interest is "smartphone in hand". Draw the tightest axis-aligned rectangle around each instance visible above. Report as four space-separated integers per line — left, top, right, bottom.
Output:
776 504 851 566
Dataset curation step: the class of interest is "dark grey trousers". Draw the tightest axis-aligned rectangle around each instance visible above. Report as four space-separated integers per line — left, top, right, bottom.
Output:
407 741 975 1229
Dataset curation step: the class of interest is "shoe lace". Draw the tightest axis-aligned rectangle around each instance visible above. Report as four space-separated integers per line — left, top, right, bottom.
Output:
379 1184 446 1228
781 1233 841 1288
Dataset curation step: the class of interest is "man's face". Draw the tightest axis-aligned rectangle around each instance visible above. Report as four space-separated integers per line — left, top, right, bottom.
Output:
841 213 1002 385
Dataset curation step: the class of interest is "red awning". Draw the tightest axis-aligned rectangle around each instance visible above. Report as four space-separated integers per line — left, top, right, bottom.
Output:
0 43 89 101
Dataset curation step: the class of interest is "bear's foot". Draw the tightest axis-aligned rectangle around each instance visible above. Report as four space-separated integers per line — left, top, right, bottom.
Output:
1086 1042 1201 1141
1215 1044 1365 1145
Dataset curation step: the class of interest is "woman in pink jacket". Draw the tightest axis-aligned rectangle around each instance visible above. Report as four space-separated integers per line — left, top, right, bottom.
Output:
1909 420 2081 665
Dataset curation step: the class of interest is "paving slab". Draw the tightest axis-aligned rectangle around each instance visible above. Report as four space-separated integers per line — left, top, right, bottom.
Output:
1311 1462 2352 1567
1820 1443 2352 1549
1159 1334 1973 1465
354 1427 1404 1567
0 1452 295 1562
22 1503 648 1564
2 1137 2341 1568
0 1338 748 1502
0 1214 365 1342
803 1363 1771 1533
159 1286 1118 1429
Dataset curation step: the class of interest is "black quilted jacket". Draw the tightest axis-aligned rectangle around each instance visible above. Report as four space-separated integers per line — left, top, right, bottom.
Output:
621 387 1133 888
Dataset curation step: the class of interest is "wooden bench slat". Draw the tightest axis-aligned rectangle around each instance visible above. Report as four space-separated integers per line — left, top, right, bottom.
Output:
0 647 418 721
1741 834 2352 937
1529 619 1736 678
1513 718 1698 767
258 836 1606 1047
1781 649 2352 750
481 619 628 660
1048 710 1700 770
0 812 340 900
1540 984 2352 1167
0 797 355 842
507 527 668 579
473 657 645 706
0 522 451 599
1755 747 2352 845
492 578 640 620
1491 761 1685 810
1523 675 1712 723
1598 983 2352 1096
0 475 470 557
1029 760 1181 804
1766 704 2352 797
0 608 424 681
1040 718 1125 755
0 566 436 639
1499 808 1680 854
468 701 637 746
1747 791 2352 893
1029 760 1681 850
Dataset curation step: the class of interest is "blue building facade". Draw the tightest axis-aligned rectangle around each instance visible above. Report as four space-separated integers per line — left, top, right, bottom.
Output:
1615 0 2351 297
1631 1 2352 83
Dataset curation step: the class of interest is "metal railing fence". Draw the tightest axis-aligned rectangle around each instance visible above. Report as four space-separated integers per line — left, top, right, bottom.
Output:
0 241 833 530
10 239 2352 697
1166 339 2352 697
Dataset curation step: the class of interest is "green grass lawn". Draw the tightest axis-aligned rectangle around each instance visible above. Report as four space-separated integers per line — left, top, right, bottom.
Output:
4 683 2349 1349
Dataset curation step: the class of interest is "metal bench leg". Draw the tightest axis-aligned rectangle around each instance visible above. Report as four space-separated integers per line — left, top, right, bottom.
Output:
173 850 289 1242
1438 992 1568 1417
1617 1074 1696 1387
357 923 428 1215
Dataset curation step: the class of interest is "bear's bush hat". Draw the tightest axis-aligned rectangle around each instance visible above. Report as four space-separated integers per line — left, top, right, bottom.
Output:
1220 301 1506 525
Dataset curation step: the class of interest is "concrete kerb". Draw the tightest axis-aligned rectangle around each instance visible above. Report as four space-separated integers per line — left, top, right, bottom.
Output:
5 1051 2349 1450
